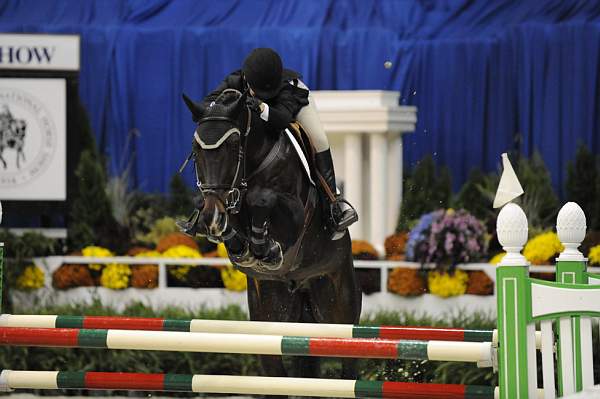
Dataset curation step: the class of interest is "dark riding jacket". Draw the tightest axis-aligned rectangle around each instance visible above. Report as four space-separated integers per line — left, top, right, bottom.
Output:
204 69 309 131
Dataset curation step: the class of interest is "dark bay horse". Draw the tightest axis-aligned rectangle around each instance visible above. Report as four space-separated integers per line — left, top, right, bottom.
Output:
181 89 362 391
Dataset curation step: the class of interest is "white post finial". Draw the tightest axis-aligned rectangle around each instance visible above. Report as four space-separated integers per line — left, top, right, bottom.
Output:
493 153 524 209
497 203 529 266
556 202 587 262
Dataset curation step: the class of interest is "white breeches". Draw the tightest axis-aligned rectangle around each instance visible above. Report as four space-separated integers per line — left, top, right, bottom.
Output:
294 80 330 153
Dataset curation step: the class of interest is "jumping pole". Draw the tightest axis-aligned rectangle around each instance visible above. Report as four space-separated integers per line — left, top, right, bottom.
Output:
0 326 493 364
0 314 495 342
0 370 497 398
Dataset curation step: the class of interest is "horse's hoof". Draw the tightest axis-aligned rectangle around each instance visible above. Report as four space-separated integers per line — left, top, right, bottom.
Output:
230 246 257 268
257 241 283 271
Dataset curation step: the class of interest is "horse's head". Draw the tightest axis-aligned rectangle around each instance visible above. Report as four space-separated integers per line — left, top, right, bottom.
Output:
182 89 249 239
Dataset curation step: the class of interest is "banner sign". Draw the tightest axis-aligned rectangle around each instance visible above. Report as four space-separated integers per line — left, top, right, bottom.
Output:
0 34 80 71
0 78 66 200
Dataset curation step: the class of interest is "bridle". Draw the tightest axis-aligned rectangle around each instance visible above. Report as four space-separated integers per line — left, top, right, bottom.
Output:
186 103 253 214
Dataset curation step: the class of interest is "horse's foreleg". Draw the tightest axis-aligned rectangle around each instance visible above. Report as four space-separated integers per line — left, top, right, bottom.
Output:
247 189 282 268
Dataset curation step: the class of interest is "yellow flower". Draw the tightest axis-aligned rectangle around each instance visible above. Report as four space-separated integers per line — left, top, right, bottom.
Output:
162 245 202 258
16 264 45 290
82 246 114 270
220 267 247 291
428 270 469 298
489 252 506 265
162 245 202 281
100 263 131 290
523 232 564 265
589 245 600 266
134 250 162 258
217 243 229 258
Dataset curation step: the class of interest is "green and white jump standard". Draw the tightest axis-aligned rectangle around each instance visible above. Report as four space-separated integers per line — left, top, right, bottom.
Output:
0 370 497 398
496 202 600 399
0 326 493 363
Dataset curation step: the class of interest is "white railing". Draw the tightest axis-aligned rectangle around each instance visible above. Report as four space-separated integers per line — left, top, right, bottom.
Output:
32 256 557 294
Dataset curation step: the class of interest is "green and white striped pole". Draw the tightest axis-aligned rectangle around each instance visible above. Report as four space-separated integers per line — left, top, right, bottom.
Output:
0 327 493 363
0 314 495 342
496 203 533 399
555 202 589 395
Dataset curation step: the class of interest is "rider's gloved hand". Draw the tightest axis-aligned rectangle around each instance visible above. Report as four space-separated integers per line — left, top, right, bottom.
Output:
246 96 262 114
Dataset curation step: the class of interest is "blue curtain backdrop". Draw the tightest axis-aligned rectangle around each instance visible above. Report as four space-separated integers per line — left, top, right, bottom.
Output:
1 0 599 193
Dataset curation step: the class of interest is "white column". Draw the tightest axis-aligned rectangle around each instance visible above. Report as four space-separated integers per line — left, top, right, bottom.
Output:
386 132 403 235
344 133 363 239
369 133 387 254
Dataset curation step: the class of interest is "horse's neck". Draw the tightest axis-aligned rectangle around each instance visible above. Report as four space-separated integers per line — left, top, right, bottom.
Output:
245 124 278 174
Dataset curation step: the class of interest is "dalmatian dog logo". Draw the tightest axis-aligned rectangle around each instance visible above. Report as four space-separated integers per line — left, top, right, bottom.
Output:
0 87 57 188
0 105 27 169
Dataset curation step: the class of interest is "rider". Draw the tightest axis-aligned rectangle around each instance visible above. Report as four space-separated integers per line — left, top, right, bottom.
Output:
201 47 358 238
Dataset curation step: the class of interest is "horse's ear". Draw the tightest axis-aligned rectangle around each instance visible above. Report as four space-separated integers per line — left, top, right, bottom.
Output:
182 93 205 121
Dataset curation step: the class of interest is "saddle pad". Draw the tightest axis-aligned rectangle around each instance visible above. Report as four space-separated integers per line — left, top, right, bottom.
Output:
284 128 315 186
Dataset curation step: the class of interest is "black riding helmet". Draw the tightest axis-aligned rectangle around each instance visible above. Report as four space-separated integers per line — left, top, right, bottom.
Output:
242 48 283 100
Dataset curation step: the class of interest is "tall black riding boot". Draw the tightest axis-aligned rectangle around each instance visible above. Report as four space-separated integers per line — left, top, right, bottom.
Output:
315 149 358 239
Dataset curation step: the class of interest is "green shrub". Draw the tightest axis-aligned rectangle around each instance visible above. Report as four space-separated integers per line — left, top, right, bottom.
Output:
515 152 559 231
454 168 494 223
566 144 599 230
169 173 195 218
398 156 452 231
68 150 126 252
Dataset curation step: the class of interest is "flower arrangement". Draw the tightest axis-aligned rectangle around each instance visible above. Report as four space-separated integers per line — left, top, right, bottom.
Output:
489 252 506 265
162 245 202 281
426 209 487 268
352 240 379 260
384 232 408 260
588 244 600 267
428 269 469 297
16 264 45 290
100 263 132 289
523 232 563 265
220 267 247 291
217 243 229 259
52 263 95 289
156 232 198 253
405 210 445 262
212 242 246 291
465 271 494 295
130 250 161 288
387 267 426 296
81 246 114 271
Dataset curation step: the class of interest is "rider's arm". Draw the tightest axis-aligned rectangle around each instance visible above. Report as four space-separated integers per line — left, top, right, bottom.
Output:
258 85 297 130
203 70 245 105
260 103 294 131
